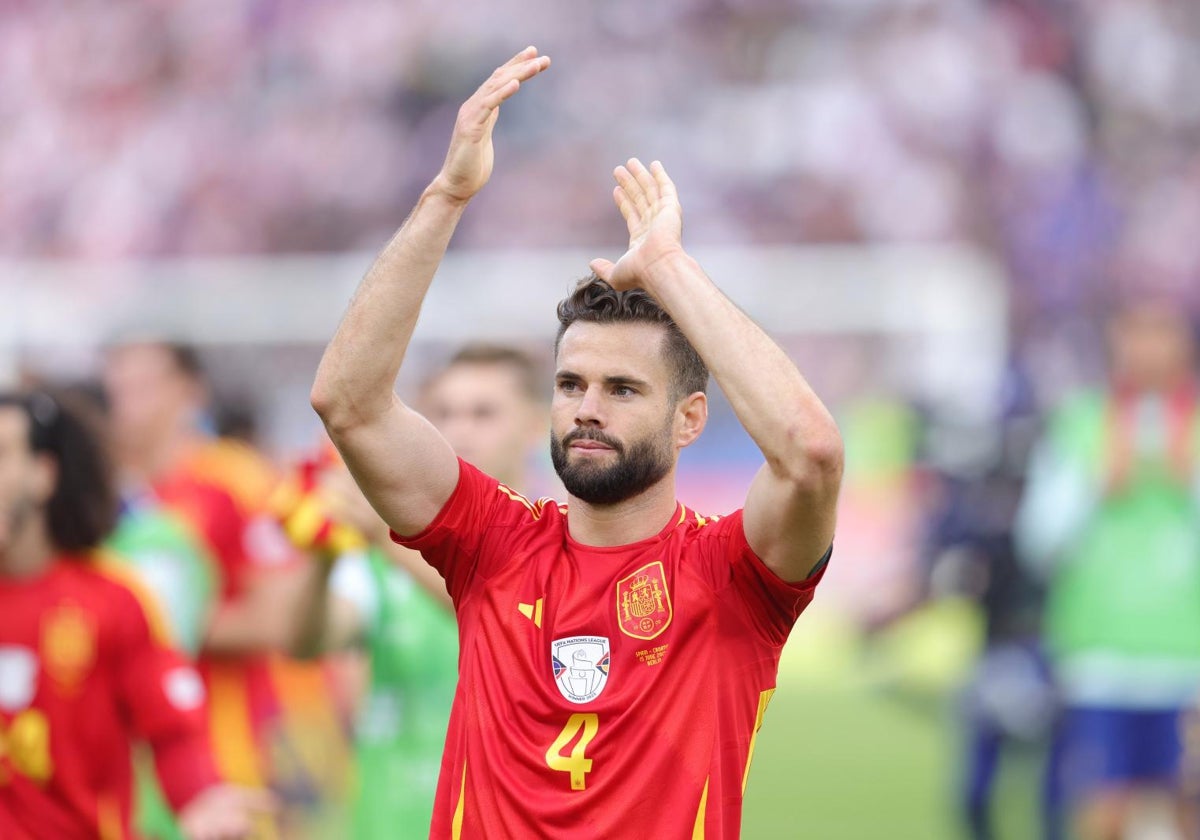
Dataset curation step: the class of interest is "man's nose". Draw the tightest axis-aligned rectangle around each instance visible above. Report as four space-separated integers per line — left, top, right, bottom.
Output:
574 388 605 427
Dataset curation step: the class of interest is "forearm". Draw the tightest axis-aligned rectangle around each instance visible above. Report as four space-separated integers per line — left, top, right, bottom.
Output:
289 559 338 659
202 566 316 655
312 186 468 428
644 252 842 478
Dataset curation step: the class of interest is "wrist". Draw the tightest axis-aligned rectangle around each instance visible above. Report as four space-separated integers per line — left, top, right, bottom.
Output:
423 177 474 209
640 248 699 293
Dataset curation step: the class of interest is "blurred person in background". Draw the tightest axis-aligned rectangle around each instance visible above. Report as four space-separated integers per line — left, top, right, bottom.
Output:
0 390 270 839
280 343 546 838
1015 300 1200 839
312 47 841 837
51 381 220 840
102 340 351 837
920 390 1061 840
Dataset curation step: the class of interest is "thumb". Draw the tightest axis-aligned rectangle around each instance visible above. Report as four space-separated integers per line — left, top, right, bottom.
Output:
589 258 615 281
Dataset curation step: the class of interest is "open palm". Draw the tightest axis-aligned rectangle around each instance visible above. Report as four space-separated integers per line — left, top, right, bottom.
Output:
435 47 551 203
590 159 684 291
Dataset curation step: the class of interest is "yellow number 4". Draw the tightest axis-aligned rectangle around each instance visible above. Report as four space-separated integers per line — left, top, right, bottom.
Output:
545 713 599 791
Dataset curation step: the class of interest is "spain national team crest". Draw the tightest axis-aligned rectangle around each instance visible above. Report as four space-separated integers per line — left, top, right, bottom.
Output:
551 636 610 704
616 560 673 641
41 603 96 693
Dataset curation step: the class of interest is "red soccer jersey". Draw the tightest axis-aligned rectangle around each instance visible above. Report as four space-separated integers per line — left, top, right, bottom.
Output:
156 441 353 812
153 441 296 788
0 558 218 839
394 460 827 839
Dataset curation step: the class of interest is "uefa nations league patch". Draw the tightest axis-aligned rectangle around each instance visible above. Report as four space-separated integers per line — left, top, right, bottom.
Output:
551 636 610 704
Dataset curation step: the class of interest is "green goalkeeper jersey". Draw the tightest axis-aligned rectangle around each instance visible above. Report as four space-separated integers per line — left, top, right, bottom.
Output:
1016 390 1200 707
331 547 459 838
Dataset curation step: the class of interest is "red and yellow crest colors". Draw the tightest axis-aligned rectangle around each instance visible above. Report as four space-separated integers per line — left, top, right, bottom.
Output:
616 561 673 641
40 603 96 693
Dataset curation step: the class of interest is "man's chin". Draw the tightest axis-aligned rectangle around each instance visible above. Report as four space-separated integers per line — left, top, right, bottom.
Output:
568 447 617 462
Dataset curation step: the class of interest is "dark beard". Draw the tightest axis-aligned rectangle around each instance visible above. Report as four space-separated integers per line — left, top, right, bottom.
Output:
550 426 673 506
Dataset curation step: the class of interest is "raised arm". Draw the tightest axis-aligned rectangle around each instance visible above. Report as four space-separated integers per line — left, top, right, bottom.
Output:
590 159 843 582
311 47 551 536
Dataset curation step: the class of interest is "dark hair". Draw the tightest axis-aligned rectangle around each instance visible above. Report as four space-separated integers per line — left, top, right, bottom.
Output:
0 390 119 553
164 342 205 383
103 338 206 384
555 275 709 400
424 343 545 402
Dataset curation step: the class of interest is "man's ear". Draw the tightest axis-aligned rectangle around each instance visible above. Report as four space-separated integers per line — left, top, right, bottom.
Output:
675 392 707 449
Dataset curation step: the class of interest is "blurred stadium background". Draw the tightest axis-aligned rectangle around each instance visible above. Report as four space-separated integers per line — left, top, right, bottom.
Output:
4 0 1200 837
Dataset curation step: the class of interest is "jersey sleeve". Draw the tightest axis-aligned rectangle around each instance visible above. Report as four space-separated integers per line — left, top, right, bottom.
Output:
694 510 829 647
390 458 526 606
109 581 221 811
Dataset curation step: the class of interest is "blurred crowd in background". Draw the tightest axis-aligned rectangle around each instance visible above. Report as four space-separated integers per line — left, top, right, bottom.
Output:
5 0 1200 838
3 0 1199 314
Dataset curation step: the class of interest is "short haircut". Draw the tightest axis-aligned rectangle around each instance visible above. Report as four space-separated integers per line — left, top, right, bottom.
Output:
164 342 205 383
427 343 544 402
0 390 119 553
104 338 206 384
555 275 709 400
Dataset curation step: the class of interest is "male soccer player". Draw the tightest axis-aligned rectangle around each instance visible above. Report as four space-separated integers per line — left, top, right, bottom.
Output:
102 341 350 831
287 344 546 838
311 47 843 838
0 390 268 839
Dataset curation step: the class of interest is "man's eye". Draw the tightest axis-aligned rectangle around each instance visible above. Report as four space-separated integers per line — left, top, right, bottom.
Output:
613 386 633 397
558 381 578 393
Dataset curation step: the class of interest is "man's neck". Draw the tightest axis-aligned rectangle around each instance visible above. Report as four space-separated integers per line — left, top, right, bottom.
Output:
566 476 678 548
0 523 56 580
121 428 199 484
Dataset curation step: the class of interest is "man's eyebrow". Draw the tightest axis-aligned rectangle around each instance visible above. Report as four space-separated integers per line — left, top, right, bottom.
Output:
554 371 652 390
604 375 651 389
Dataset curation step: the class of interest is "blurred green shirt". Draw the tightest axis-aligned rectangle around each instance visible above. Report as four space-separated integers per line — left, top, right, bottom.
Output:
331 547 459 839
1016 390 1200 708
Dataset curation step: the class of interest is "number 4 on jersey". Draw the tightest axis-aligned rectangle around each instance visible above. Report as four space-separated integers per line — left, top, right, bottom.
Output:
545 713 599 790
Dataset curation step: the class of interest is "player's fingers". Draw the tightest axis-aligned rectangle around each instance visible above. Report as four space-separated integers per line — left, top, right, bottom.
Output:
649 160 677 202
502 45 539 69
512 54 551 82
626 158 660 204
613 184 641 227
475 56 549 112
613 166 649 216
589 258 615 281
480 78 520 111
480 55 550 98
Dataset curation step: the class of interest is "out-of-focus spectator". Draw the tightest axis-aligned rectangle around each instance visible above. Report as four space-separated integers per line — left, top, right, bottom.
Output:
921 361 1061 840
101 340 351 837
2 0 1198 331
1015 300 1200 839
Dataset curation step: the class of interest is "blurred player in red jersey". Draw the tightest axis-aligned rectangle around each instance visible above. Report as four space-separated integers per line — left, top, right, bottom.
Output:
0 390 270 839
102 342 350 834
311 47 844 838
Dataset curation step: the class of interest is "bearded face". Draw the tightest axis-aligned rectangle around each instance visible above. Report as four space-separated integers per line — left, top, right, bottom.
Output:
549 421 674 506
